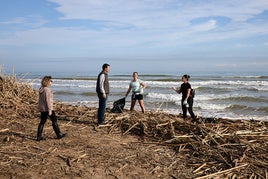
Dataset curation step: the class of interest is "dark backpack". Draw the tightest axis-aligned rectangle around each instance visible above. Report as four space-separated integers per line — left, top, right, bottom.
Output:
111 97 125 113
190 89 195 98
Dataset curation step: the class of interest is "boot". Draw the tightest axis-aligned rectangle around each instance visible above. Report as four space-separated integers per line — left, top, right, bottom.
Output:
37 124 45 141
57 133 67 139
52 122 66 139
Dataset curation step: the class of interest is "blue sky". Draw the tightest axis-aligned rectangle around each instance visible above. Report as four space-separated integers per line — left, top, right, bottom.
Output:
0 0 268 75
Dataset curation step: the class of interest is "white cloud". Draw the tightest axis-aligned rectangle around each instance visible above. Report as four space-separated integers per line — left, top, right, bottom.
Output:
42 0 268 43
0 16 48 28
49 0 268 26
191 19 217 32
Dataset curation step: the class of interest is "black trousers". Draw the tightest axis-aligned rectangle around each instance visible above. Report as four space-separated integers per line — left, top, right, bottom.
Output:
181 97 196 119
38 111 61 136
40 111 57 124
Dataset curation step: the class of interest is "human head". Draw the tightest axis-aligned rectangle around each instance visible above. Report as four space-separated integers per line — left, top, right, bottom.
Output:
182 74 190 82
41 76 53 87
133 72 138 79
102 63 110 73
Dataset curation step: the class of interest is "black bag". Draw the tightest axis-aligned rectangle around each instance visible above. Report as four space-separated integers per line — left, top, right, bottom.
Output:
190 89 195 98
110 97 125 113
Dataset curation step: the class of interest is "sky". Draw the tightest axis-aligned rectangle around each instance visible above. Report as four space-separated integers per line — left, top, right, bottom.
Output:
0 0 268 75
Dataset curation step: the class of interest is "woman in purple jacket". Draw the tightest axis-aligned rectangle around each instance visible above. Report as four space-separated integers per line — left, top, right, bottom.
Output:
37 76 66 141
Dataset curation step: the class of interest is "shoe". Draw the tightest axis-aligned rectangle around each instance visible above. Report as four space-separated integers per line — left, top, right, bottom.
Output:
37 136 46 141
57 133 67 139
98 121 108 126
37 123 45 141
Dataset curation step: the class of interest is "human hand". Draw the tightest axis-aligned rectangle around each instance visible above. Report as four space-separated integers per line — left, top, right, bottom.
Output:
103 93 106 99
172 87 177 91
49 110 52 116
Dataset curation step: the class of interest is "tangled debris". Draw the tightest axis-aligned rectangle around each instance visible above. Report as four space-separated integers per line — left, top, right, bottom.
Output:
0 72 268 179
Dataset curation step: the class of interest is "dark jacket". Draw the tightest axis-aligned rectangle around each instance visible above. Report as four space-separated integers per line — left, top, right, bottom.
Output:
96 71 110 94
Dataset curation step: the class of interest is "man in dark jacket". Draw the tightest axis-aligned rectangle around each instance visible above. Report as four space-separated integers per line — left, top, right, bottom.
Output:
96 63 110 125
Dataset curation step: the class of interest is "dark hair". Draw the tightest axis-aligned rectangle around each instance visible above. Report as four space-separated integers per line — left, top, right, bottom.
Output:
102 63 110 70
182 74 190 81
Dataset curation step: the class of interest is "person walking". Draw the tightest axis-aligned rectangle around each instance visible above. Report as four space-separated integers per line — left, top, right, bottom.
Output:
96 63 110 125
172 74 196 122
37 76 66 141
125 72 146 113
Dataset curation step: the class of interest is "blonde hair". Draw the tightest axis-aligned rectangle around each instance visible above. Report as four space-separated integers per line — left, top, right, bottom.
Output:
41 76 52 87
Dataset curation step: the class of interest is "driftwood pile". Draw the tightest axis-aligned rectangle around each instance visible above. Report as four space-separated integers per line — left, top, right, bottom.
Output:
0 73 39 119
117 115 268 178
1 72 268 178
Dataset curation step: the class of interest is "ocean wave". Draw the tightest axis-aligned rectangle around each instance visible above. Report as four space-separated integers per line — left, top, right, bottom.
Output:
54 91 77 95
77 85 96 88
194 93 268 102
192 80 268 87
195 103 230 110
147 93 180 101
259 106 268 113
226 104 255 111
53 77 96 81
214 96 268 103
225 105 268 114
65 100 98 106
224 75 268 79
147 93 231 110
147 92 267 103
196 85 268 92
144 81 177 86
80 92 97 96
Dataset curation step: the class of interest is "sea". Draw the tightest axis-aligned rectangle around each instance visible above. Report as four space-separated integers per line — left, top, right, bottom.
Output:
18 71 268 121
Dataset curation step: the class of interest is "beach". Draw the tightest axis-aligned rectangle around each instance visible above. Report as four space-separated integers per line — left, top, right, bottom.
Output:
1 73 268 178
1 0 268 177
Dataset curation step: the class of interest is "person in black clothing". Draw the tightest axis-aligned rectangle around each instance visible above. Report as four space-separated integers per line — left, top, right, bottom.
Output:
172 74 196 122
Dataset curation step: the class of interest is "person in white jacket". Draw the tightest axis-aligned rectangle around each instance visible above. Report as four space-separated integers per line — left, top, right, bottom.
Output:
37 76 66 141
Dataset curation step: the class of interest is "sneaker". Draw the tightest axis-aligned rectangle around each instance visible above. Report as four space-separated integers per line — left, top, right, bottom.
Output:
98 121 108 126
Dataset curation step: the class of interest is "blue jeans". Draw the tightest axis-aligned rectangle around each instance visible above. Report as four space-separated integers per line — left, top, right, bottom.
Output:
97 93 108 124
